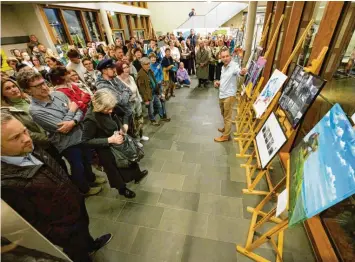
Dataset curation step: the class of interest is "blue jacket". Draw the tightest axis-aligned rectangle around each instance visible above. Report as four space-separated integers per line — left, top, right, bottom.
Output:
150 62 163 84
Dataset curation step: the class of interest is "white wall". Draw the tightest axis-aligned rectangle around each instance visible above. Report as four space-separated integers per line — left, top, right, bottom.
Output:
148 2 219 34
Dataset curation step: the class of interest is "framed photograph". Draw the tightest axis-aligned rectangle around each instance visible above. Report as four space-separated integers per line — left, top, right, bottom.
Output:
253 69 288 118
279 65 327 128
255 112 288 169
250 56 267 89
289 104 355 227
244 60 255 87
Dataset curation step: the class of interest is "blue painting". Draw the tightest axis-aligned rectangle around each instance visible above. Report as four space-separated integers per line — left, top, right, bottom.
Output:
289 104 355 227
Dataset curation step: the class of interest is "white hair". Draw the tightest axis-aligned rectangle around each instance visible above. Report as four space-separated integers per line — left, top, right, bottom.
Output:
92 88 117 112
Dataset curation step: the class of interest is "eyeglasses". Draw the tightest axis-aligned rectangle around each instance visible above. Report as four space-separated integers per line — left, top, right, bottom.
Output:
29 81 47 89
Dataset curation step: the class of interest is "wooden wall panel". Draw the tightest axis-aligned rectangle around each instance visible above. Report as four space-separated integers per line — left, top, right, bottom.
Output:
262 1 274 49
262 1 286 82
279 2 305 71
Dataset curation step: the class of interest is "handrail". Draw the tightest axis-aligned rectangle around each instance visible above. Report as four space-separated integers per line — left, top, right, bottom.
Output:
177 3 221 29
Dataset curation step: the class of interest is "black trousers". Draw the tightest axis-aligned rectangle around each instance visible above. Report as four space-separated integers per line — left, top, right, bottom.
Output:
209 64 216 81
96 147 142 190
191 57 196 75
215 62 223 80
181 58 191 75
52 200 95 262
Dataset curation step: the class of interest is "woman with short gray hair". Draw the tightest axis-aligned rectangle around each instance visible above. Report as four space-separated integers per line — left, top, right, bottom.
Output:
82 88 148 199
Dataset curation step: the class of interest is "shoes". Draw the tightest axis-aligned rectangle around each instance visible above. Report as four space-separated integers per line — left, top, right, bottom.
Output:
214 135 230 142
141 135 149 141
171 94 176 97
137 142 144 148
218 127 225 133
135 170 148 184
89 233 113 255
119 187 136 198
151 120 161 126
85 186 102 197
94 176 106 184
160 116 171 122
183 84 190 88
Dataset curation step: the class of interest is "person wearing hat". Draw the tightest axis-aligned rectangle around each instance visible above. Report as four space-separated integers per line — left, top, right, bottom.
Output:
96 59 133 133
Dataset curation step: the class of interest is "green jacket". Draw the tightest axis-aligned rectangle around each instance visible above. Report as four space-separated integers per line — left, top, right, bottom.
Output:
1 106 50 147
136 68 159 102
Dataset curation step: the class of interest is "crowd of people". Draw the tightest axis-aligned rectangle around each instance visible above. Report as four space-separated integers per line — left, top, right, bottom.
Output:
1 30 243 262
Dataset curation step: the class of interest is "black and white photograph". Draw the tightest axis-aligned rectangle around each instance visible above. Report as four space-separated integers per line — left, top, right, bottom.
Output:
256 112 287 169
279 65 327 128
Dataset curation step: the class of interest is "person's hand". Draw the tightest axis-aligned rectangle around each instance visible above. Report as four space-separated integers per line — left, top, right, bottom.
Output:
122 124 128 133
68 101 79 112
57 120 75 133
240 68 247 76
214 81 220 88
168 65 174 69
108 133 124 145
145 101 150 105
200 63 204 67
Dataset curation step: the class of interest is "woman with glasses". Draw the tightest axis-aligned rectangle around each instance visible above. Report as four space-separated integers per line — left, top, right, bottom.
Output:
116 61 149 147
31 56 49 78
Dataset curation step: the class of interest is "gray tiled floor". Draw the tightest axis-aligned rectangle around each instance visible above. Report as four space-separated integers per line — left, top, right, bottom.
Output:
89 78 315 262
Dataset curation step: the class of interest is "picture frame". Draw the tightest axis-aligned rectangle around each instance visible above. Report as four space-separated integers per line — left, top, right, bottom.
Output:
255 112 288 169
253 69 288 118
279 65 327 128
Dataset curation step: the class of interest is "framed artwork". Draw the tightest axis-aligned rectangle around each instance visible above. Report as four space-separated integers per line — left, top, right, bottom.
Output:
250 56 267 89
255 112 288 169
253 69 288 118
289 104 355 227
243 60 255 87
279 65 327 128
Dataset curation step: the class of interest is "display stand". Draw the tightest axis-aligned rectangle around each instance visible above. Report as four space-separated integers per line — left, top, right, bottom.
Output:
234 15 285 158
236 159 290 262
242 44 327 196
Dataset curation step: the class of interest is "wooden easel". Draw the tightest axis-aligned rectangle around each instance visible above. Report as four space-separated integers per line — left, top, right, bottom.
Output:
234 15 285 158
235 19 313 161
242 44 328 196
236 158 290 262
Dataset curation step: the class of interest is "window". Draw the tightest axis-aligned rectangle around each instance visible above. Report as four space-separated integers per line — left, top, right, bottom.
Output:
136 16 142 28
83 11 102 42
121 15 131 41
113 30 125 42
133 29 145 40
131 16 136 28
43 8 69 44
62 10 87 47
110 13 121 29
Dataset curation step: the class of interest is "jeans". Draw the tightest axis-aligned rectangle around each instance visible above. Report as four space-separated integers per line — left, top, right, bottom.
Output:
61 144 95 193
148 94 163 120
178 79 191 85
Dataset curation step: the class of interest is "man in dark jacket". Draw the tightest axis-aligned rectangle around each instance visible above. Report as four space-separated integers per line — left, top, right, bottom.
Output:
132 48 143 72
96 59 133 132
137 57 171 126
1 113 112 262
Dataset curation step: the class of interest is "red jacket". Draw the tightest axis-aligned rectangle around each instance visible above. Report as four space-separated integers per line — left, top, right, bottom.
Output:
56 83 91 115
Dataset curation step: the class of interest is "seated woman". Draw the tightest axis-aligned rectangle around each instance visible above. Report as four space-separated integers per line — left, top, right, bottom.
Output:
176 62 191 87
82 88 148 198
48 66 91 116
1 77 66 171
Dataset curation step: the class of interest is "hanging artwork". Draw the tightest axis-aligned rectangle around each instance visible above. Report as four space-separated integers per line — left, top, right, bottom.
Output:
289 104 355 227
253 69 288 118
255 112 287 169
279 65 327 128
243 60 255 88
250 56 267 89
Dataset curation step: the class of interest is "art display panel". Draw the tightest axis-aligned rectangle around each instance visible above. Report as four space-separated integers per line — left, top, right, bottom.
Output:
289 104 355 227
255 112 287 169
279 65 327 128
253 69 288 118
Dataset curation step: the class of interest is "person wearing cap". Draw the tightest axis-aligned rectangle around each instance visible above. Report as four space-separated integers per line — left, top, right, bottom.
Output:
96 59 133 132
137 57 171 126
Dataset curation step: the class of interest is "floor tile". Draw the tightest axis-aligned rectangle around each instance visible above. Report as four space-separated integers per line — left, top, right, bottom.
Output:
221 180 246 197
93 248 159 262
230 165 248 182
152 149 184 162
196 164 230 180
161 160 197 176
143 172 185 190
206 215 250 243
198 194 243 218
116 202 164 228
158 208 208 237
89 218 138 252
158 189 200 211
153 132 180 141
182 175 221 195
139 158 165 172
236 247 294 262
128 186 162 205
181 236 238 262
170 141 201 153
85 196 126 220
145 137 174 150
130 227 186 262
182 151 214 165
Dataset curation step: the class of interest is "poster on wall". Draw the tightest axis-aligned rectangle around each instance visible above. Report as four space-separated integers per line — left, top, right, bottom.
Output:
279 65 327 128
255 112 287 169
253 69 288 118
289 103 355 227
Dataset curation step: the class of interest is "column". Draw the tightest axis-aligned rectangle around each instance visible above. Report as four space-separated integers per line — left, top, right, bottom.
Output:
100 8 114 45
243 1 257 67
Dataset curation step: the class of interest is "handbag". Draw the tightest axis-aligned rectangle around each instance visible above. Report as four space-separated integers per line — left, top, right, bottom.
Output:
110 134 144 168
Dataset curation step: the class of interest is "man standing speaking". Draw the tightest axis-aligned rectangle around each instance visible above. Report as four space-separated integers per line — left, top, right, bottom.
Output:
214 47 247 142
